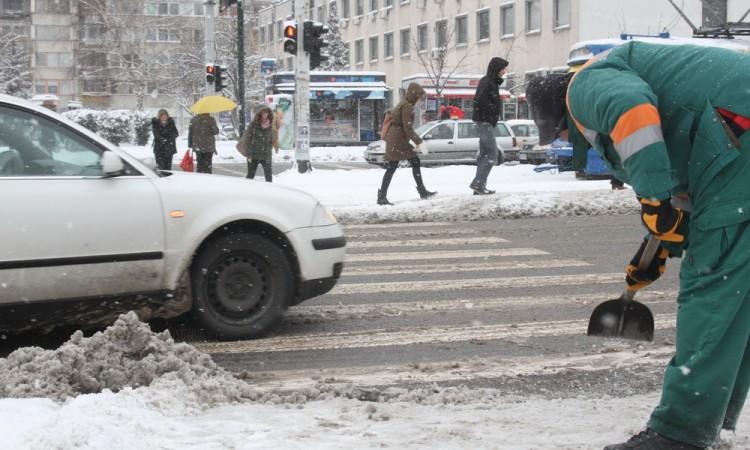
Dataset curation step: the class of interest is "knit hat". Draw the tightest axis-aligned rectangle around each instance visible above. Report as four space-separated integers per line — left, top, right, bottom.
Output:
526 73 573 145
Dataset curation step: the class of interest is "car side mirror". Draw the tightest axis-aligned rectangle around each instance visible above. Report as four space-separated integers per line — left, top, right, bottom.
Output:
101 151 125 177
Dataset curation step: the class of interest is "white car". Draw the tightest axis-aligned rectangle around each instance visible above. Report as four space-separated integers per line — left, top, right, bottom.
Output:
0 95 345 340
365 119 513 166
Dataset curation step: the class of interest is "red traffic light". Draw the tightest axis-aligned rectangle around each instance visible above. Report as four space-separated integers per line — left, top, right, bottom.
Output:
284 25 296 39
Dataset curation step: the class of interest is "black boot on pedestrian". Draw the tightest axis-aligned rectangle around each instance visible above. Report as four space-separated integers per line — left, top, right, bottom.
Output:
471 186 496 195
377 189 393 206
417 186 437 199
603 429 704 450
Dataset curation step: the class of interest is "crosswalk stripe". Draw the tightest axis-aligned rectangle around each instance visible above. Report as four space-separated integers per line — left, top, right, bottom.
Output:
342 258 592 277
346 236 509 249
344 222 453 230
346 247 548 262
197 314 676 355
332 273 623 294
345 228 488 239
288 291 677 319
237 347 676 391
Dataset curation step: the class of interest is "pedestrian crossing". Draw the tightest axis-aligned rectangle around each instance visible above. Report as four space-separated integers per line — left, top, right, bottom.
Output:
205 221 677 393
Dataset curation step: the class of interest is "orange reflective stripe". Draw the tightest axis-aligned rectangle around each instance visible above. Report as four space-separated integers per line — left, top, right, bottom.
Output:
611 104 661 144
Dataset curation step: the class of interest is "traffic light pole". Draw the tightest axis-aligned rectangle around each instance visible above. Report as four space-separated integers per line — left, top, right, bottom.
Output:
236 0 246 135
204 0 217 96
294 1 312 173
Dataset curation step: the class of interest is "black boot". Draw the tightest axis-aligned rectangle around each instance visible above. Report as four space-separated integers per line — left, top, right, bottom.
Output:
377 189 393 205
417 185 437 199
603 429 704 450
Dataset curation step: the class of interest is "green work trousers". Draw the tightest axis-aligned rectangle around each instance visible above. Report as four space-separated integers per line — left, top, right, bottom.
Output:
649 124 750 447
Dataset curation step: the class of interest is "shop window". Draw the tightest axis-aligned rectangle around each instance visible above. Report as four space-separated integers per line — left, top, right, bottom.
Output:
476 9 490 41
400 28 410 56
455 15 468 46
554 0 570 28
501 4 514 37
525 0 541 33
435 19 447 49
369 36 378 62
384 32 393 59
417 24 428 53
355 39 364 65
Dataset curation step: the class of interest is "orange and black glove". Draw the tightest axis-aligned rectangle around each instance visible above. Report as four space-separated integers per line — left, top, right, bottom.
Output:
625 238 670 292
639 197 686 243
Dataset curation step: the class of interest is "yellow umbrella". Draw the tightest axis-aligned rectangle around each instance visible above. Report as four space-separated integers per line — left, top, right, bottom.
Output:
190 96 238 114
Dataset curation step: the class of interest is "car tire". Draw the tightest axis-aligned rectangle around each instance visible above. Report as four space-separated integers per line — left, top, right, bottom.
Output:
190 232 294 340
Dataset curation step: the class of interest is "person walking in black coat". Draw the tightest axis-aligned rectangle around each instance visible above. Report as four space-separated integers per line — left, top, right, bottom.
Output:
237 107 277 182
470 57 509 195
151 109 178 171
188 113 219 174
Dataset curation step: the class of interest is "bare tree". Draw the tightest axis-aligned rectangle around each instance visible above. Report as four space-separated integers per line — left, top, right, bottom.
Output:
0 32 32 98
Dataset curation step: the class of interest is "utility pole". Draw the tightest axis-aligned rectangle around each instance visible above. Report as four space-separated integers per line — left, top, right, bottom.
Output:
237 0 246 135
205 0 217 95
294 0 312 173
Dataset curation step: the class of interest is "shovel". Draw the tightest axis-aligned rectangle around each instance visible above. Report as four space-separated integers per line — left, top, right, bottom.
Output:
587 235 658 341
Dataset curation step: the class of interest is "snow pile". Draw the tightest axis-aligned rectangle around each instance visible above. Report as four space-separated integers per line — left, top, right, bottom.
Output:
0 312 256 406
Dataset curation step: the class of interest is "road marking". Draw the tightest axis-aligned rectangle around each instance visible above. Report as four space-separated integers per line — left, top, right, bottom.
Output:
346 247 548 262
342 258 592 277
288 291 677 320
344 222 453 230
239 347 676 392
345 228 489 239
332 273 623 294
197 314 676 355
346 236 509 249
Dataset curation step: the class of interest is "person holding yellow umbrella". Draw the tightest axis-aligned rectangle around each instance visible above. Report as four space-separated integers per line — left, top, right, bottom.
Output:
189 96 237 174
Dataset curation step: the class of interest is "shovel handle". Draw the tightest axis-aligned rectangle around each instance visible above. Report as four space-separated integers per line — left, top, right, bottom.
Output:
622 235 660 302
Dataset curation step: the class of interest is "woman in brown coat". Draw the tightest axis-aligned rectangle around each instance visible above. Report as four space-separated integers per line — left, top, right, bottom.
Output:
378 82 436 205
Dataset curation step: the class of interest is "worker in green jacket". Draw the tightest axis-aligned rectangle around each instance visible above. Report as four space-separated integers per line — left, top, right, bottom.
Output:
527 41 750 450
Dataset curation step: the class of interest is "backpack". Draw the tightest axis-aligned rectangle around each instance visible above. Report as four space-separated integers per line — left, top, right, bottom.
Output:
380 110 393 139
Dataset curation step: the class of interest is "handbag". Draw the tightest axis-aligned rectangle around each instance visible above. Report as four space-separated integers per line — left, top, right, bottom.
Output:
179 149 194 172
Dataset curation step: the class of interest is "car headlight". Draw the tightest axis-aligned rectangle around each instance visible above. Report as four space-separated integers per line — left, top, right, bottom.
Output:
311 202 337 226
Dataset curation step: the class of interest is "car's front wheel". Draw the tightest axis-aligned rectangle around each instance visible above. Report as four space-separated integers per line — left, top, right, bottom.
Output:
191 232 294 340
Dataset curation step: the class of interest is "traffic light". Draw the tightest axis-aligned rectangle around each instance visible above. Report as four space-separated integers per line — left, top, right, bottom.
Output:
303 21 329 70
214 64 228 92
283 21 297 55
206 64 216 84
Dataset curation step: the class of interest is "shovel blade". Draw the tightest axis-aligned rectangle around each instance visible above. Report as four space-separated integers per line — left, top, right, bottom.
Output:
587 297 655 342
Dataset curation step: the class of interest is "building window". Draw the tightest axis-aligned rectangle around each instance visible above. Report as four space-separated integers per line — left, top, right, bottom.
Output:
417 23 428 53
259 26 265 44
384 32 393 59
355 0 364 16
501 4 514 37
286 57 294 70
554 0 570 28
79 24 104 40
384 0 393 8
147 28 180 42
276 20 283 40
37 0 70 14
435 19 447 49
400 27 410 56
267 23 273 42
37 25 69 40
525 0 541 33
477 9 490 41
369 0 377 12
82 79 106 93
355 39 364 64
146 2 180 16
193 2 204 15
369 35 378 62
341 0 350 18
455 15 468 46
4 0 24 12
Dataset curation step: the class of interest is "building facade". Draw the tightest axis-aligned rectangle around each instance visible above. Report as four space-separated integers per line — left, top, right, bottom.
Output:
257 0 745 110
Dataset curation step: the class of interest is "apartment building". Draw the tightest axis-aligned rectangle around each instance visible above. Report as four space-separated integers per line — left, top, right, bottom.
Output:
257 0 745 111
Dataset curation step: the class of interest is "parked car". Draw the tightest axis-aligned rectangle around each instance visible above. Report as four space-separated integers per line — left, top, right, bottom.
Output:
506 119 546 164
365 119 514 166
0 95 346 340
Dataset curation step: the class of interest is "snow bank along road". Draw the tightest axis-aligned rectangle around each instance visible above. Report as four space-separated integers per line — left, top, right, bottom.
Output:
197 215 682 398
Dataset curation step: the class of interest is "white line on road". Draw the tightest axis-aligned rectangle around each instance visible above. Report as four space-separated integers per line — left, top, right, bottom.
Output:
342 258 592 277
332 273 623 294
344 222 453 229
346 247 548 262
197 315 676 355
345 228 488 239
346 236 509 249
288 291 677 320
